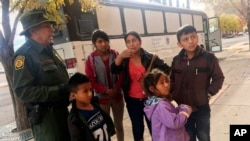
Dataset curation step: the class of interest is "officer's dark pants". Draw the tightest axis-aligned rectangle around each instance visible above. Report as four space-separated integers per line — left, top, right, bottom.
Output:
125 96 151 141
185 104 211 141
32 107 70 141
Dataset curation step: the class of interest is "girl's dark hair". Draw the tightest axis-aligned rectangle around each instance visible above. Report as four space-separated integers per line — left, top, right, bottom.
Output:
91 29 109 44
176 25 197 42
124 31 141 42
68 72 90 92
143 69 168 96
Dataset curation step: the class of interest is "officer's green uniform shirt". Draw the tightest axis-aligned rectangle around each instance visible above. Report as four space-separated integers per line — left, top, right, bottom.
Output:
13 38 69 103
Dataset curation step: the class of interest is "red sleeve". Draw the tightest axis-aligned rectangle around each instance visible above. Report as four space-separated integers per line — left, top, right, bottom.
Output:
85 55 106 94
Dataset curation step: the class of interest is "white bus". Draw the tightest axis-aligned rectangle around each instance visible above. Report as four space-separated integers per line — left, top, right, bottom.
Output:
53 0 222 75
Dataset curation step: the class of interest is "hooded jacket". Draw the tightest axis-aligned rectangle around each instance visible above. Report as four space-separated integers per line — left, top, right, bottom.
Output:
144 96 191 141
170 46 224 107
85 49 123 104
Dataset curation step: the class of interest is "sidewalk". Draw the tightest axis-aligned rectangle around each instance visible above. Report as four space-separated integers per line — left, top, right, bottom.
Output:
215 41 250 60
1 42 249 141
0 82 8 88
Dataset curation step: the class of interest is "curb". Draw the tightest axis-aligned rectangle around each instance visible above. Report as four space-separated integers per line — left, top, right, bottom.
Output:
0 122 33 141
0 82 8 88
215 42 250 61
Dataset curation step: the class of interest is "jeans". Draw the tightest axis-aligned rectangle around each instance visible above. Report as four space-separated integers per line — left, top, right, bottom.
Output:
100 98 125 141
185 105 211 141
125 96 151 141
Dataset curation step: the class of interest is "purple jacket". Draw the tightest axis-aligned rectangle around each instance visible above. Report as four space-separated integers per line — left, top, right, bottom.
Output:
144 97 191 141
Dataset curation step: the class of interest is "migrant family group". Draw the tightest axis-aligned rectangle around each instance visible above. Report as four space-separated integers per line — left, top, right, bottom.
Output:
12 9 224 141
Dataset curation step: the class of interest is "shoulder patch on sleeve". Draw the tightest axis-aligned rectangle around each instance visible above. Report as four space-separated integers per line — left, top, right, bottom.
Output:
14 56 25 70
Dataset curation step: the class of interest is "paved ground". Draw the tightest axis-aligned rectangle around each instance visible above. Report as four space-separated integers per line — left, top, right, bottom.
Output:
1 41 250 141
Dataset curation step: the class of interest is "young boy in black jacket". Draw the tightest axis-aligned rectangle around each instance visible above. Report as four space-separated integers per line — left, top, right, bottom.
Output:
67 72 115 141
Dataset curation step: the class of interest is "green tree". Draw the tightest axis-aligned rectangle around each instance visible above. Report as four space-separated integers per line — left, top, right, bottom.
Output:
191 0 250 49
219 13 243 33
0 0 97 133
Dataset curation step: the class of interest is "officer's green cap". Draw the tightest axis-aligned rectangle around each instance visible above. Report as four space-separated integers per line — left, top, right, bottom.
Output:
19 10 56 35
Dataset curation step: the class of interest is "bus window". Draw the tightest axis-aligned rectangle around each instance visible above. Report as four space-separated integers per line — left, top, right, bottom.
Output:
209 18 219 33
144 10 164 34
74 12 97 39
77 20 94 35
181 13 193 26
96 5 123 36
193 15 203 32
165 12 180 33
124 8 144 34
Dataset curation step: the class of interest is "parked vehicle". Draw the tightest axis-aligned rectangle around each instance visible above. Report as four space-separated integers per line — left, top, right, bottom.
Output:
222 33 234 38
238 32 244 36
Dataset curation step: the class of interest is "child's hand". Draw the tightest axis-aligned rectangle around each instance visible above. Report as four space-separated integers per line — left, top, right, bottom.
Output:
179 104 193 118
179 111 190 118
105 88 116 98
184 105 192 112
114 88 122 96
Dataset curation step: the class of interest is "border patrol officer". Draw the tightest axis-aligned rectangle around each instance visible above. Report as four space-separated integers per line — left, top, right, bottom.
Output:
12 9 70 141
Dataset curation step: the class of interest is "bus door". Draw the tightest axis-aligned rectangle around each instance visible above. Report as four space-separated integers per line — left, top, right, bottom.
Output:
54 42 77 76
73 42 94 74
207 17 222 52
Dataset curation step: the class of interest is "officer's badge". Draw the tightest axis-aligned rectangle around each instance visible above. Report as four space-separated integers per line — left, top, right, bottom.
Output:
14 56 25 70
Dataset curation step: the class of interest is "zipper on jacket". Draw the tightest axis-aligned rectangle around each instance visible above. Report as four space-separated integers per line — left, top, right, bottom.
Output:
195 68 198 75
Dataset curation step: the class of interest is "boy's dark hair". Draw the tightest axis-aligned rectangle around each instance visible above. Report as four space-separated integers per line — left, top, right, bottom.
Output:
177 25 197 42
91 29 109 44
143 69 167 96
124 31 141 42
68 72 90 93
